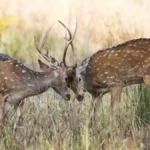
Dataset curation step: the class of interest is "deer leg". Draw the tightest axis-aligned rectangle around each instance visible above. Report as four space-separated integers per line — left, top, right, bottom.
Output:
89 94 103 127
13 100 24 131
92 94 103 117
110 86 123 124
0 93 6 133
0 94 4 132
89 95 97 118
89 95 98 127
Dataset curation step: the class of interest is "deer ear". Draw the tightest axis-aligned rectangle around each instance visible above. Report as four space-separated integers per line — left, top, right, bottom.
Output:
49 56 59 67
38 59 50 71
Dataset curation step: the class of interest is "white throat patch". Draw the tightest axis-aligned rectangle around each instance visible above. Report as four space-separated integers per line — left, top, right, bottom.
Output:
79 57 90 73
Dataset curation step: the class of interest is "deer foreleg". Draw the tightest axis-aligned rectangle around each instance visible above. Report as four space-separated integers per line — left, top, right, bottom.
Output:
110 86 123 124
93 94 103 117
89 95 97 118
89 93 103 126
14 100 24 131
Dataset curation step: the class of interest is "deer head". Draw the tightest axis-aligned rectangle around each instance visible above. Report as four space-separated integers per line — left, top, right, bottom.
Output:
58 20 84 101
34 24 71 101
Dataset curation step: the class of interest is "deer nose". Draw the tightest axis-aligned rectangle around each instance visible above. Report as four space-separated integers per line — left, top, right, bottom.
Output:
65 94 70 101
77 95 84 101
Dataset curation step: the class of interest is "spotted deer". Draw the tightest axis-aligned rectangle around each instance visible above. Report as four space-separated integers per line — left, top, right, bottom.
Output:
0 25 70 131
57 22 150 121
56 21 150 121
78 38 150 120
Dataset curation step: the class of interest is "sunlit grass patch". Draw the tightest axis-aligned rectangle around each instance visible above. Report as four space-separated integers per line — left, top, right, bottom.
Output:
0 16 18 32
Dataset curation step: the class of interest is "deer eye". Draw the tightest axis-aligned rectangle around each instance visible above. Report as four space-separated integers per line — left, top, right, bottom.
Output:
64 76 69 82
79 77 81 82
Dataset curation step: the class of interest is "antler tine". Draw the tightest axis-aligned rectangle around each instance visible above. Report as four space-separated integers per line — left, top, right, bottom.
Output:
70 19 78 68
34 22 55 62
58 19 77 68
65 20 77 61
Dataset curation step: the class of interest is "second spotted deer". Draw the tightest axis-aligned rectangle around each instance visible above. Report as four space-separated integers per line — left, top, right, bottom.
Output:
54 20 150 121
0 25 70 131
79 38 150 120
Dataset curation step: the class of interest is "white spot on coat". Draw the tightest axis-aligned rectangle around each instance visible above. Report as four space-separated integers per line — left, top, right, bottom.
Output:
27 83 35 87
22 70 26 73
104 72 109 74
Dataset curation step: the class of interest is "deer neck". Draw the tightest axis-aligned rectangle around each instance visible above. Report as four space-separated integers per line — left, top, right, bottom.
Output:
80 57 92 80
27 70 58 94
79 57 95 93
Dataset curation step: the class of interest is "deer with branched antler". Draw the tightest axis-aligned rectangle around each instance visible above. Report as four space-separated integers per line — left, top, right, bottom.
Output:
57 20 84 101
78 38 150 121
58 20 150 122
0 24 71 132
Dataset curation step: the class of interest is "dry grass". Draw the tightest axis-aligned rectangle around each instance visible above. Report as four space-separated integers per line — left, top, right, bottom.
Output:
0 0 150 149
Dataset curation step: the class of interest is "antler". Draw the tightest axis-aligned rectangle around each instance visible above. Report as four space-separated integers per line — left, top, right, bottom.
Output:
34 23 59 67
58 19 77 68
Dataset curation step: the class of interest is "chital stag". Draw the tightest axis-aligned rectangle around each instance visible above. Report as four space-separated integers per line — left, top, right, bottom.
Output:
0 25 70 131
78 38 150 120
34 20 84 101
56 23 150 121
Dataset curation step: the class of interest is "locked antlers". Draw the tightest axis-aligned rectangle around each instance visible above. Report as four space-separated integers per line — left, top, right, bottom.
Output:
34 20 78 69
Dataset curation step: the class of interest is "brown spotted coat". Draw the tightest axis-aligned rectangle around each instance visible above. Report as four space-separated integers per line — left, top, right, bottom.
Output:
80 38 150 119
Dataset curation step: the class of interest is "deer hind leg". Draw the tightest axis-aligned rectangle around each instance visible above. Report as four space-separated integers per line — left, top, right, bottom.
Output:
110 86 123 125
13 100 24 131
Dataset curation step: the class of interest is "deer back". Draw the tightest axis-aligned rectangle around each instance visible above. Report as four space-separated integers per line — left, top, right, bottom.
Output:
80 38 150 94
0 53 12 62
0 59 35 89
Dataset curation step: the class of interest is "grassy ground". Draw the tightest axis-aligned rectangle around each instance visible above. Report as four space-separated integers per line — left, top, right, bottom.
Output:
1 85 150 150
0 0 150 149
